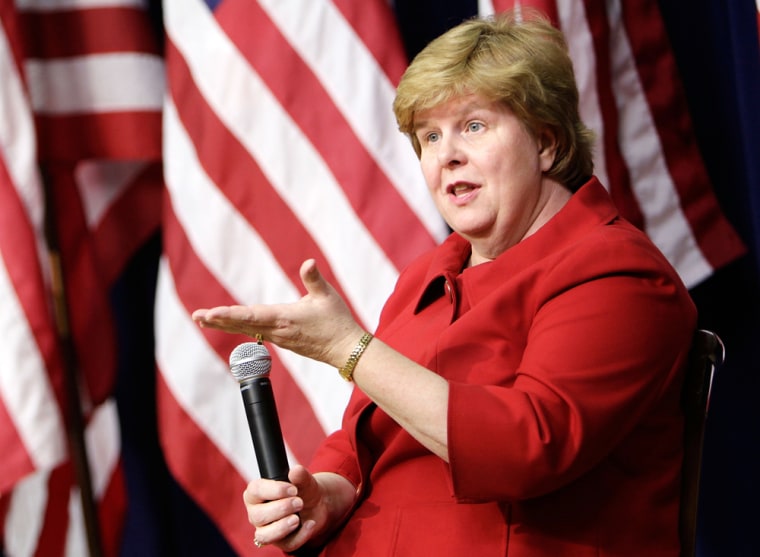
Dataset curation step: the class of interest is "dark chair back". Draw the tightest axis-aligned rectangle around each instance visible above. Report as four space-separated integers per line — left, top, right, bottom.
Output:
679 329 725 557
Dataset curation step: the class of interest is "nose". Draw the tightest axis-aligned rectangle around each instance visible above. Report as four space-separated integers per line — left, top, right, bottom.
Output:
436 134 464 168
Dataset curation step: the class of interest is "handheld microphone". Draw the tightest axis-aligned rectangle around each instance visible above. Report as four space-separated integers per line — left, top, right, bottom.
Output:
229 341 290 481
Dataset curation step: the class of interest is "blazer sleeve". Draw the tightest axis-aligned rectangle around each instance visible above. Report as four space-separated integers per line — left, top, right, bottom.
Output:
447 231 697 501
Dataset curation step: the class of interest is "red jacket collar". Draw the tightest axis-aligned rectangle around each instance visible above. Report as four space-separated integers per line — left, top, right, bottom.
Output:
414 177 618 314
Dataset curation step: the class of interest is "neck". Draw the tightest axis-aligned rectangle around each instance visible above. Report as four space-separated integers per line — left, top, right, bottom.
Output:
468 180 572 266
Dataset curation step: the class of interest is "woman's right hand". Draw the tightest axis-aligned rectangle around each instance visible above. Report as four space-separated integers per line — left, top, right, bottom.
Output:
244 465 356 553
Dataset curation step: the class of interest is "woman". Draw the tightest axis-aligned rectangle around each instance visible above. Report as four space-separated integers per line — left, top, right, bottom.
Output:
193 10 697 556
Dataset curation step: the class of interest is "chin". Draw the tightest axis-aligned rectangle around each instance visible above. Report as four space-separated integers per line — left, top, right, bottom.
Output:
451 221 492 239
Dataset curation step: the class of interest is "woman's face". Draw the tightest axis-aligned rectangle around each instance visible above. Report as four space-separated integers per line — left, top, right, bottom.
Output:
414 94 560 263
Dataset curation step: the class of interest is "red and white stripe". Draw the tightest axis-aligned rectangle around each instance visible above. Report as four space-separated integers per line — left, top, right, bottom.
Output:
0 0 65 495
483 0 745 287
159 0 447 553
1 0 162 554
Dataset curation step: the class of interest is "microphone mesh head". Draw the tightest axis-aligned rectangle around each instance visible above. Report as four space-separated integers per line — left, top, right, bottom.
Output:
229 342 272 381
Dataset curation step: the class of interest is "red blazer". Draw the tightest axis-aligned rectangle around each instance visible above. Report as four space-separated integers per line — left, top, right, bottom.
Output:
309 178 697 557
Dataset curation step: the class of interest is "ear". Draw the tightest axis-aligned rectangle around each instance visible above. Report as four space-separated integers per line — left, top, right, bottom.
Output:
537 128 558 172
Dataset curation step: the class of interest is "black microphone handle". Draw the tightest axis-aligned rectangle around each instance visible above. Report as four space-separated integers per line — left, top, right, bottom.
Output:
240 377 290 482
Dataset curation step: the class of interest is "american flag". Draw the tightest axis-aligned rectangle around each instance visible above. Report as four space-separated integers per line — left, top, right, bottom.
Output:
484 0 746 285
158 0 447 553
2 0 748 556
0 0 162 555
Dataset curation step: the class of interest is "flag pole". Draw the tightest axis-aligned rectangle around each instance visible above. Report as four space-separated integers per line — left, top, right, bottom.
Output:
42 166 104 557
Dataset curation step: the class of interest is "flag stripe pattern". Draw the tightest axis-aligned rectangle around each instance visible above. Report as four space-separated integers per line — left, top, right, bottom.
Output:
1 0 163 554
1 0 66 496
488 0 745 287
159 0 448 553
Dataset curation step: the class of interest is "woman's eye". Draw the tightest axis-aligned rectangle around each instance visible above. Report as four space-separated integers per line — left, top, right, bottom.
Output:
467 122 483 133
425 131 440 143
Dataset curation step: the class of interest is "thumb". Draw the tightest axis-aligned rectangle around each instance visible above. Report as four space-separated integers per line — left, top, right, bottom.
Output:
289 465 319 503
299 258 330 297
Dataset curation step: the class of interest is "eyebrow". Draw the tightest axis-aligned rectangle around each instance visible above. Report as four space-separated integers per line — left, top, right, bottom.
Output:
413 98 492 132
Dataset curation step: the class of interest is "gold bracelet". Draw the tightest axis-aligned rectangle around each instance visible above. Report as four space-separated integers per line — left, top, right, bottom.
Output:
338 332 373 382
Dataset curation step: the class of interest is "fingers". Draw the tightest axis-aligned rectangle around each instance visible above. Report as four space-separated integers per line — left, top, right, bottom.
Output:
193 305 256 324
251 511 302 550
192 305 276 338
191 259 356 363
191 259 335 339
243 478 297 506
244 480 303 547
254 518 317 553
193 258 329 326
248 499 302 534
244 473 320 553
191 306 238 329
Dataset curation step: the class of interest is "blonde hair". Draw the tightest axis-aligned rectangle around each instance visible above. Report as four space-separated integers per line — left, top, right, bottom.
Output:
393 9 595 191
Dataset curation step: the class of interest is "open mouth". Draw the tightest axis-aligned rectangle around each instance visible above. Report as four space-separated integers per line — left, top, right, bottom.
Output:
447 182 478 198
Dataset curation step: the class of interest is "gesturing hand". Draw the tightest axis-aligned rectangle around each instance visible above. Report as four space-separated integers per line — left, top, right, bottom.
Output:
192 259 365 368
